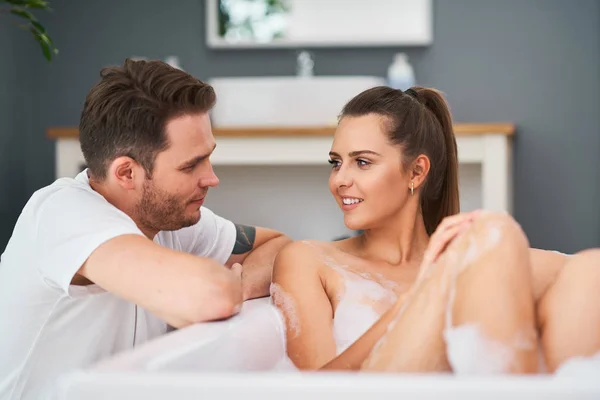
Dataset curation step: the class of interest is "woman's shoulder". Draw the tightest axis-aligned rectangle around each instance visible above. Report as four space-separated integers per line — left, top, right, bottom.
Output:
281 238 350 257
275 239 327 261
273 239 344 273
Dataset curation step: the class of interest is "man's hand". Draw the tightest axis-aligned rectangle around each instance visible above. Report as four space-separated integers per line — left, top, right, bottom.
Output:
226 225 291 300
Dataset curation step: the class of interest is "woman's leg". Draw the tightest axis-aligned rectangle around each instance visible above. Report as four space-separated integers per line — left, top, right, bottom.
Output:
362 212 539 373
537 249 600 372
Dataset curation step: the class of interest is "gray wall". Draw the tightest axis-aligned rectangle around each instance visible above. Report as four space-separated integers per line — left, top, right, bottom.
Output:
0 19 37 251
1 0 599 252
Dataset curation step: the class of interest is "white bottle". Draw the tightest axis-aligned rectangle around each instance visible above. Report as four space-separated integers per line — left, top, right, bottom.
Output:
387 52 415 91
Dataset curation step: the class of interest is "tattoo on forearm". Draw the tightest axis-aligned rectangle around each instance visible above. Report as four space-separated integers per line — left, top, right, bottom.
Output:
232 224 256 254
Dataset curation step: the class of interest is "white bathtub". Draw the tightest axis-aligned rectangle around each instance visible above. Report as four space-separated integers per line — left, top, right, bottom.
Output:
57 298 600 400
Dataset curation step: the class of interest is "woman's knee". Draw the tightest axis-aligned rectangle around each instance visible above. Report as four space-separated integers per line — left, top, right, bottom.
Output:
448 211 529 269
569 248 600 267
537 248 600 371
559 249 600 287
473 211 528 248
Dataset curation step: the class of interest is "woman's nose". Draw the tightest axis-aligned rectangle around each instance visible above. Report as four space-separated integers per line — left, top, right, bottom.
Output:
332 166 352 188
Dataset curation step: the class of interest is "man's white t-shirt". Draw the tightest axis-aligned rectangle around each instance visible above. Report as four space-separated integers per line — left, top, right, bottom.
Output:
0 170 236 400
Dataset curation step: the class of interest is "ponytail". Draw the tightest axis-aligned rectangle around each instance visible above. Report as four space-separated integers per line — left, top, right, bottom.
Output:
412 87 460 235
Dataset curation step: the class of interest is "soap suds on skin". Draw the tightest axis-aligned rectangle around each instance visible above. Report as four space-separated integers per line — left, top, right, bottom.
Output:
299 241 399 354
362 270 427 369
459 223 502 269
364 220 510 371
270 283 301 339
554 351 600 377
444 324 516 374
329 262 399 354
443 221 532 374
362 260 447 369
300 240 401 311
512 327 537 351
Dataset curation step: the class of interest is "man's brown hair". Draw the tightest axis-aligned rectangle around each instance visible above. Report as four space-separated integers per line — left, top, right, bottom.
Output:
79 58 216 180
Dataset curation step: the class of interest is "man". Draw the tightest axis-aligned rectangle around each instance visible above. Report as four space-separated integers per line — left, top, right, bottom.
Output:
0 58 290 399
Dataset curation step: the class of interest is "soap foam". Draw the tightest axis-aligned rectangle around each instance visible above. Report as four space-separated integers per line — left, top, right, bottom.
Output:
300 240 400 315
443 232 513 374
301 242 400 354
444 324 515 374
365 219 510 371
442 221 538 374
460 223 503 269
363 256 448 368
298 241 405 356
330 264 399 354
270 283 301 339
554 351 600 378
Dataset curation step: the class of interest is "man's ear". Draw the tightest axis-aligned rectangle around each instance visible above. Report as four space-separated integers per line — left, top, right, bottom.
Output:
110 157 144 190
411 154 431 191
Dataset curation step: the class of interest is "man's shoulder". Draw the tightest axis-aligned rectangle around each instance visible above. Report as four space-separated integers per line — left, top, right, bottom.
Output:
26 176 98 212
21 175 131 232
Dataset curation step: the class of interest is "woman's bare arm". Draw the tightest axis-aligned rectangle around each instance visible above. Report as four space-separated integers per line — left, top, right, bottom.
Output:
271 241 338 369
273 241 408 371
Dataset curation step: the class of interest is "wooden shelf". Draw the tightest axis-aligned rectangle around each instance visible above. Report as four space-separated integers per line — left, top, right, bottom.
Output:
47 123 515 139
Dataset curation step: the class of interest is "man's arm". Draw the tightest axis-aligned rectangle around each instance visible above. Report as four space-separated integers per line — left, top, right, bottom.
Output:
225 224 291 300
78 234 243 328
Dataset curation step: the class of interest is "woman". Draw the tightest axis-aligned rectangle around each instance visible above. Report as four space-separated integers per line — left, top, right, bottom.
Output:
270 86 600 374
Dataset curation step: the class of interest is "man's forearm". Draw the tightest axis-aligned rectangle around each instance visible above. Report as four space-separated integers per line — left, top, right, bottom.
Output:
241 235 291 300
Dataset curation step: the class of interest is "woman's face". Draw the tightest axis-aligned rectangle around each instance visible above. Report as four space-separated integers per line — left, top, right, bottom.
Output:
329 114 412 231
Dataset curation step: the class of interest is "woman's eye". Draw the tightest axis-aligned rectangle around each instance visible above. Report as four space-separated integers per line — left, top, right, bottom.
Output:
357 159 370 167
328 159 341 168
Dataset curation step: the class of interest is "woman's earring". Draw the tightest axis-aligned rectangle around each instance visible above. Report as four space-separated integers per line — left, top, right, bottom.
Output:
410 181 414 196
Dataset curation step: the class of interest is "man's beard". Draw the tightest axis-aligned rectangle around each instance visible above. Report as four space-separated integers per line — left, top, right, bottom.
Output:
134 179 201 233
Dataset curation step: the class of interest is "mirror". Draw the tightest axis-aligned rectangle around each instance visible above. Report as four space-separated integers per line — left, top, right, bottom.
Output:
206 0 433 48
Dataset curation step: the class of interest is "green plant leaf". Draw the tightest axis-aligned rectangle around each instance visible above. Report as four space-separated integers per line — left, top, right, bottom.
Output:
30 18 45 32
30 26 56 61
2 0 58 61
2 0 49 8
10 7 36 21
24 1 50 10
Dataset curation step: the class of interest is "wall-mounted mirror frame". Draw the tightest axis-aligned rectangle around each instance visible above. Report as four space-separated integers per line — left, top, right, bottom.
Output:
206 0 433 49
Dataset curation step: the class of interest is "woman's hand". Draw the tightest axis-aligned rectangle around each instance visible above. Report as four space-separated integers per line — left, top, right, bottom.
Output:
416 210 483 283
